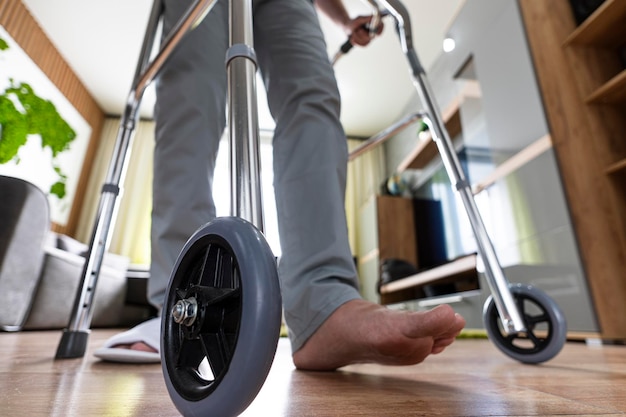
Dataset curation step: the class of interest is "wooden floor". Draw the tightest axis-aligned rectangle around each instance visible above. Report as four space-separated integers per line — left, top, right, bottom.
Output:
1 329 626 416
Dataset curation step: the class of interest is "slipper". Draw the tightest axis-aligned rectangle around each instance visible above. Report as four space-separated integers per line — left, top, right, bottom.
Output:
94 317 161 363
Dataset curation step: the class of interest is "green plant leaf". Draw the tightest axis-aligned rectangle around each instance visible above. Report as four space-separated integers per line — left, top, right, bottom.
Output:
49 180 66 199
1 32 78 201
6 82 77 157
1 78 77 200
0 95 29 163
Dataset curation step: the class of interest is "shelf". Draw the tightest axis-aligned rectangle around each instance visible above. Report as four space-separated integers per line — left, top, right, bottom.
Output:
472 134 553 194
397 81 480 172
412 289 481 309
606 158 626 175
563 0 626 47
396 134 438 172
586 69 626 104
380 254 477 295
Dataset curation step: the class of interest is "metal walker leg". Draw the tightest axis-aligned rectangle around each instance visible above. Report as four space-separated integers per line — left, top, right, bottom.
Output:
351 0 566 364
160 2 283 415
398 32 528 334
55 0 220 359
352 0 525 334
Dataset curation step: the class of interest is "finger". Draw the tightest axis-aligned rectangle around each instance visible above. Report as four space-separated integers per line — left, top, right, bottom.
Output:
351 30 370 46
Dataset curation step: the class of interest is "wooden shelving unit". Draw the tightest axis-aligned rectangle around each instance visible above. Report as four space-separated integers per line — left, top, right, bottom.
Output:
519 0 626 340
563 0 626 47
585 70 626 104
606 158 626 175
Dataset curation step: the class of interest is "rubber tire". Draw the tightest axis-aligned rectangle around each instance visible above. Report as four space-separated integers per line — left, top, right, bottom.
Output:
483 283 567 364
161 217 282 417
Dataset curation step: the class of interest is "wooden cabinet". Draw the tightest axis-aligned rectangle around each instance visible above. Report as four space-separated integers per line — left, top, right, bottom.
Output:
518 0 626 339
376 195 417 267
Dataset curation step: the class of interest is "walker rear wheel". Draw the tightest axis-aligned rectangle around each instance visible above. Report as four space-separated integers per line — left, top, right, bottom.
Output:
483 283 567 364
162 217 282 417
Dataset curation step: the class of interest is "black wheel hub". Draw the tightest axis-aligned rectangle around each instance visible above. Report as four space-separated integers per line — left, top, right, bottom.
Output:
164 239 243 401
489 293 552 355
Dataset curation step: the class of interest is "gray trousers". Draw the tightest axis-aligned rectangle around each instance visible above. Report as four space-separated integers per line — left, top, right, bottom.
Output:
150 0 361 352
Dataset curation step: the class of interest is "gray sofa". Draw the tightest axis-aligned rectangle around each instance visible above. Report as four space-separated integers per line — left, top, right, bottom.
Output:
24 232 152 329
0 175 152 331
0 175 49 331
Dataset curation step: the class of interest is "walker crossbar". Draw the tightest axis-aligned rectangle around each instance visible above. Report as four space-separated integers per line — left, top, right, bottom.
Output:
348 112 425 162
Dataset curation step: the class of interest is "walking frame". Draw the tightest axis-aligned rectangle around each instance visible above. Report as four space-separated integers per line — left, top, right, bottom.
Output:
55 0 264 359
55 0 567 414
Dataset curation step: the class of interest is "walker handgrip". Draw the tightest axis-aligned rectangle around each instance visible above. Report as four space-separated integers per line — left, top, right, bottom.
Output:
331 38 354 65
330 9 388 65
340 39 354 53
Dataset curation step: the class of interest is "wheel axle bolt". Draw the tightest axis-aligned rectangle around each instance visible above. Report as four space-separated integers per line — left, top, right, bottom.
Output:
172 297 198 326
504 319 517 334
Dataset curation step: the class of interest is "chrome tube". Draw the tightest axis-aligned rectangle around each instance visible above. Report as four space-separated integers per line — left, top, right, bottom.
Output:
361 0 383 38
132 0 219 104
348 112 425 161
63 124 135 334
56 0 219 359
228 0 264 231
372 0 414 55
379 0 526 333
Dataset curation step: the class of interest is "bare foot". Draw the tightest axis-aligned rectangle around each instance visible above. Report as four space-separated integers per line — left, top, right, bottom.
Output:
292 300 466 371
112 342 158 353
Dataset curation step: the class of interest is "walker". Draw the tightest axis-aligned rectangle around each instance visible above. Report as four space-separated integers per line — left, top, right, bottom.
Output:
55 0 567 415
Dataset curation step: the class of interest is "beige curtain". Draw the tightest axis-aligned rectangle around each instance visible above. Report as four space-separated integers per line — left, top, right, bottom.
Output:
346 138 386 256
76 121 385 267
75 117 155 265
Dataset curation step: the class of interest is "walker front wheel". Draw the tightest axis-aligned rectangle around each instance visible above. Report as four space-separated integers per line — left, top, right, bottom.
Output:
483 283 567 364
162 217 282 417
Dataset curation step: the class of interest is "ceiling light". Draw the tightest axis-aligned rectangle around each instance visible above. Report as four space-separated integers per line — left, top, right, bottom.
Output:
443 37 456 53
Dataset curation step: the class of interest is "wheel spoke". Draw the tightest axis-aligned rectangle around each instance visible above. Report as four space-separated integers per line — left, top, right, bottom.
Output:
191 285 240 307
196 245 237 290
215 247 224 287
222 252 237 288
199 244 217 286
505 333 518 343
201 331 232 378
176 337 206 369
199 245 232 288
526 328 543 347
516 296 526 318
528 313 549 325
